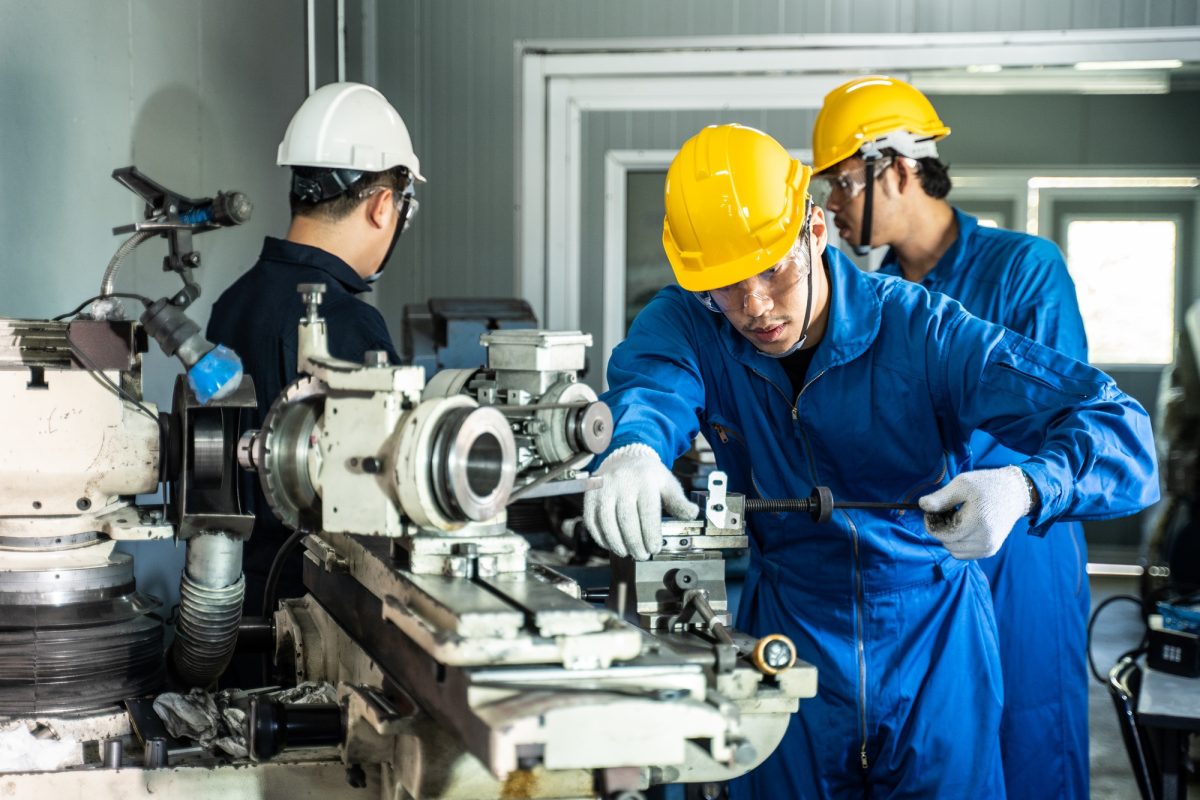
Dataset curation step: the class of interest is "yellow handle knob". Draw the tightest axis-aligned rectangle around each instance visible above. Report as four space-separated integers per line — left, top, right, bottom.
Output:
751 633 797 675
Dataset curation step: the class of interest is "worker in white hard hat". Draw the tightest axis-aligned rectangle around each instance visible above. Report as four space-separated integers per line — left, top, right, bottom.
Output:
207 82 424 625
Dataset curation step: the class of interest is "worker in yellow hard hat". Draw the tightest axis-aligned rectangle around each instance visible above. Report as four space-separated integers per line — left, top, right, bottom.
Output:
813 76 1092 800
583 123 1158 798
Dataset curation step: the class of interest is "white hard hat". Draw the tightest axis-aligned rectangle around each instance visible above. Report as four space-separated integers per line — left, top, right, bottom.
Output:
277 82 424 182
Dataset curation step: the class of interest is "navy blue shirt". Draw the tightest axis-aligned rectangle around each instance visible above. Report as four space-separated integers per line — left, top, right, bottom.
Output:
206 237 400 611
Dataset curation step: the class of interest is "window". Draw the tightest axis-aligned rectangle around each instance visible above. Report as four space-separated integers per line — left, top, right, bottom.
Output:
1064 218 1177 365
625 170 674 332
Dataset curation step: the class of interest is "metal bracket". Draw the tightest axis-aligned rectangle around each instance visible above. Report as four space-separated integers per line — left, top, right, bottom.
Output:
704 472 730 530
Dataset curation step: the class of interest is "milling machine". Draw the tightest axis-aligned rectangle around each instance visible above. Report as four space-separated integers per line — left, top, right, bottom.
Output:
233 284 816 800
0 166 256 770
0 170 816 800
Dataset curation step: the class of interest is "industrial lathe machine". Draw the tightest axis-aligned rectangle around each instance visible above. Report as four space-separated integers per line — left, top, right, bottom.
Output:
0 170 815 799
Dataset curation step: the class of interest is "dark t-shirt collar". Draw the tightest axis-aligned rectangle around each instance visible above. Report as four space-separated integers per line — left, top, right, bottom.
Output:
259 236 372 294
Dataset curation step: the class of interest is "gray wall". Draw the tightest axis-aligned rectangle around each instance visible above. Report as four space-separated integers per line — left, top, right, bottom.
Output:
575 90 1199 376
373 4 1196 557
373 0 1200 328
0 0 307 607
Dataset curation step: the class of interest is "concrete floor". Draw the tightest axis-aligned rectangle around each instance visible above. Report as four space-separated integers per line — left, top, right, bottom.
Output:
1088 575 1199 799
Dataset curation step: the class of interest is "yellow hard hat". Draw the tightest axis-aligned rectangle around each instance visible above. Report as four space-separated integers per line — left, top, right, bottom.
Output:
663 124 812 293
811 76 950 175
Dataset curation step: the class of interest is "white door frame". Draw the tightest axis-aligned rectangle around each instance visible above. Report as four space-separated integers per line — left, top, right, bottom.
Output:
603 148 813 375
516 26 1200 334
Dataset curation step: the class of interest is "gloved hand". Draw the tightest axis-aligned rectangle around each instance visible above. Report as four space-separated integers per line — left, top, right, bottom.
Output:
919 466 1035 560
583 444 700 561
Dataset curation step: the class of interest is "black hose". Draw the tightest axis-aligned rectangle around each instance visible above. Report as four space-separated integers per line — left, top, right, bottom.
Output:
262 528 309 619
1086 594 1148 684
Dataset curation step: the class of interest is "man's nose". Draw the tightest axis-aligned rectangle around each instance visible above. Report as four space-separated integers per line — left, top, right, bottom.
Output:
744 291 773 317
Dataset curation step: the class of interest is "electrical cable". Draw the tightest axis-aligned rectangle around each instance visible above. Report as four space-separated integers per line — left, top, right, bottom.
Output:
65 327 161 428
262 528 310 618
54 292 152 321
259 527 310 687
1086 594 1149 685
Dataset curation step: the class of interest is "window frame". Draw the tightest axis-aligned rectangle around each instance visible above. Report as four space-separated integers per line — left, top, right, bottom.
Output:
1056 207 1186 367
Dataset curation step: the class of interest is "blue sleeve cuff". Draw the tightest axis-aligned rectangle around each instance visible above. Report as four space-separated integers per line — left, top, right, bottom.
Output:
1019 459 1067 536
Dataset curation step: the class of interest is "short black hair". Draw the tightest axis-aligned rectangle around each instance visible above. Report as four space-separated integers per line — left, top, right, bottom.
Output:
877 149 952 200
289 165 410 221
913 157 951 200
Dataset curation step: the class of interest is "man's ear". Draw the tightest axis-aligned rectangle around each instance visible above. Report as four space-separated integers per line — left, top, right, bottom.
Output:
811 204 829 255
893 157 916 195
365 188 394 230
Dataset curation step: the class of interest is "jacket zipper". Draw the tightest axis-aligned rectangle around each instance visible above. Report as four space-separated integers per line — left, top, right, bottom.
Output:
747 367 828 420
752 364 870 771
843 508 870 771
995 362 1091 399
710 422 747 446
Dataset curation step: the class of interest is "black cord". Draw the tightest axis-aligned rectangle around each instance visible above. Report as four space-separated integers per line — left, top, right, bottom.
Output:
65 327 162 427
1086 594 1149 684
259 526 310 687
53 292 151 321
262 527 309 617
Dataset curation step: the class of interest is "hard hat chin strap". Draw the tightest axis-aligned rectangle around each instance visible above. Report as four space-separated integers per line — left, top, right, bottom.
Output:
758 250 816 360
367 202 410 284
853 154 878 257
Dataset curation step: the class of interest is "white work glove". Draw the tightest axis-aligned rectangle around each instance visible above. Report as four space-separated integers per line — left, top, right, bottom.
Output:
919 466 1035 560
583 444 700 561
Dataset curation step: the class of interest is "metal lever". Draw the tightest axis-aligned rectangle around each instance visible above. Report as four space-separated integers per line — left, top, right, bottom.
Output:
745 486 940 524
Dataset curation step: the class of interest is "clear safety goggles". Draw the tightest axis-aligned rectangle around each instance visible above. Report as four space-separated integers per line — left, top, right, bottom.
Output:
358 182 419 232
694 214 813 314
811 156 894 206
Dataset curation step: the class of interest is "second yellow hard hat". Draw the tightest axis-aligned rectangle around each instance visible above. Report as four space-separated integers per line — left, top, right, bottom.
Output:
811 75 950 175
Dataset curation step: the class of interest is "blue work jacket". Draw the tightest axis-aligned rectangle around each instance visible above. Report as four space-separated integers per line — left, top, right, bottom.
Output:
878 208 1089 464
877 209 1093 800
602 245 1158 595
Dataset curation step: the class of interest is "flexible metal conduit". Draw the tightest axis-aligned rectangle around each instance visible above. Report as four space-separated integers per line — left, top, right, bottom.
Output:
100 230 154 298
172 532 246 687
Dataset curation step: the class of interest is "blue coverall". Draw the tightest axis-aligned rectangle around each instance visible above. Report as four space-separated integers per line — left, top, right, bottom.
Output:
877 210 1091 799
600 247 1158 798
207 237 400 614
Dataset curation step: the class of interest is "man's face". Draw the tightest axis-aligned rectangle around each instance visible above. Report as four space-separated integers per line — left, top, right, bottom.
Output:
703 208 828 355
815 156 901 250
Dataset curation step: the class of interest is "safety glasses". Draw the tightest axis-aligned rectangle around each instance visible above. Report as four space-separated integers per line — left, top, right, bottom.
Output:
811 156 894 206
694 213 813 314
358 183 419 232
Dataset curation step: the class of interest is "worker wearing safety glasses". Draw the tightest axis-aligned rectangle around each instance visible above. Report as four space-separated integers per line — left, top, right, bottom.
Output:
583 123 1157 799
207 82 423 626
813 76 1091 800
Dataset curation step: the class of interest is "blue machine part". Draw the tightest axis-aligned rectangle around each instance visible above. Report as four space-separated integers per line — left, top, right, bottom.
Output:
1160 601 1200 634
188 344 244 405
